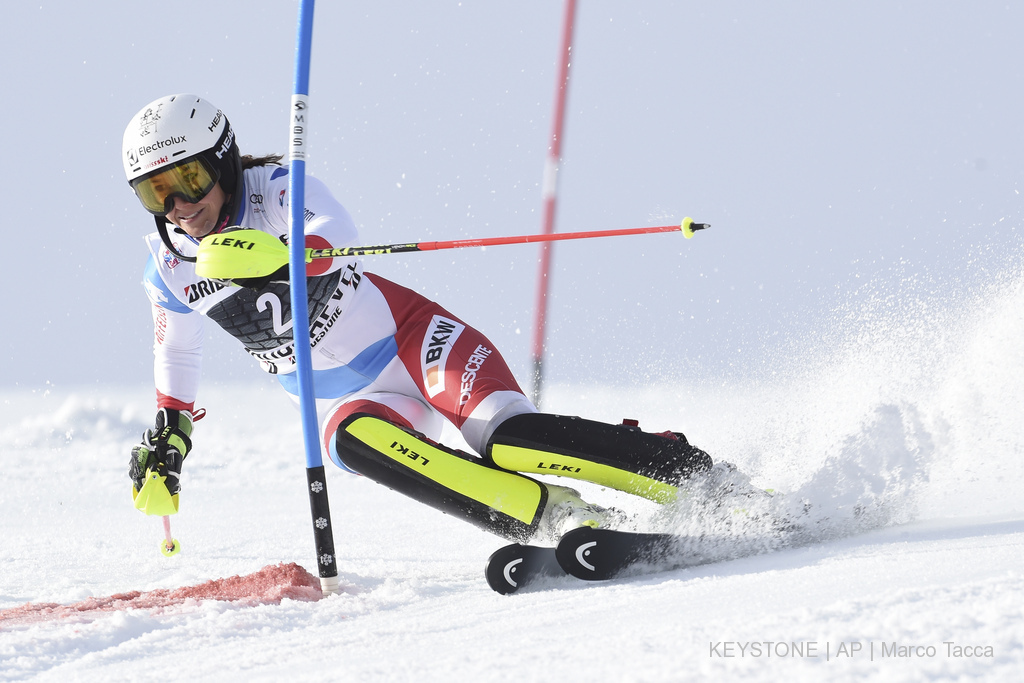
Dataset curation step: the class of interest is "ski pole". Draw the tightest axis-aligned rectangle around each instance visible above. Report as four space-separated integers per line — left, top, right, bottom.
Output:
317 218 707 257
161 515 180 556
195 218 709 280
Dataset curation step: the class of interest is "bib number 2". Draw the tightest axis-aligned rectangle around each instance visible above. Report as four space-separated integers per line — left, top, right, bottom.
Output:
256 292 294 336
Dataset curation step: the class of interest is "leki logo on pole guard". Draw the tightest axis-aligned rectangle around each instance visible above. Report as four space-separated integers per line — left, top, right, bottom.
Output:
422 316 464 398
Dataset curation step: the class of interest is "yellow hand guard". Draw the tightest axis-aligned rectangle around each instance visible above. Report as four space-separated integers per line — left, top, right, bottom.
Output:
132 468 180 516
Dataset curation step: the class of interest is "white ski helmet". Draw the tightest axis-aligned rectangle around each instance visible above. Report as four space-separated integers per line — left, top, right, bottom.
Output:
123 94 243 260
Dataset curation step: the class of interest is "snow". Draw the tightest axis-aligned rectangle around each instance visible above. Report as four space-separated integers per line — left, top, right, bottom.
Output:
2 263 1023 682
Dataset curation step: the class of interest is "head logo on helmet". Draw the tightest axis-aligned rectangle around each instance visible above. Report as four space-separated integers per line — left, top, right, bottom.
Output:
215 125 235 161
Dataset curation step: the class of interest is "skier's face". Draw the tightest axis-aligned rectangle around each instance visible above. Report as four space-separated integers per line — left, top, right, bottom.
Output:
166 182 228 239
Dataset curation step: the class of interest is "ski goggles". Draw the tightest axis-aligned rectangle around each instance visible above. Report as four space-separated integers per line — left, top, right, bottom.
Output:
130 156 219 215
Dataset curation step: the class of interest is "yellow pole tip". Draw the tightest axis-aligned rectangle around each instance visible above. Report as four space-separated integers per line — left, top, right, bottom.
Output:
161 539 181 557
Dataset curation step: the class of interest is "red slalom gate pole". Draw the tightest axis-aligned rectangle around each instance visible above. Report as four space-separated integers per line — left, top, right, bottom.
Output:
531 0 578 408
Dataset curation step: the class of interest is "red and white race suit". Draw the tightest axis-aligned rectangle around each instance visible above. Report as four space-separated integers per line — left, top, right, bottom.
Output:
143 164 535 468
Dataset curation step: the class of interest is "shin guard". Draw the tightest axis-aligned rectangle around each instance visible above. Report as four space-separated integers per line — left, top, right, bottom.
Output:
486 413 713 503
334 413 547 541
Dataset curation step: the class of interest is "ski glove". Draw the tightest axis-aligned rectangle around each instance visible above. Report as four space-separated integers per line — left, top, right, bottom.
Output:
130 408 195 513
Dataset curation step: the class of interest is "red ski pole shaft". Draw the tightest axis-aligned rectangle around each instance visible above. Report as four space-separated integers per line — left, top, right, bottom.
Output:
308 219 708 259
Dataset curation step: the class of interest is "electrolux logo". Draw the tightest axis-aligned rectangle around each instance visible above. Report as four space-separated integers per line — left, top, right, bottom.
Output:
137 135 186 158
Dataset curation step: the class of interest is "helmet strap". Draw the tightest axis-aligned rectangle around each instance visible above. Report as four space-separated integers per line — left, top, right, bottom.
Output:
155 217 197 263
217 187 244 235
219 143 245 231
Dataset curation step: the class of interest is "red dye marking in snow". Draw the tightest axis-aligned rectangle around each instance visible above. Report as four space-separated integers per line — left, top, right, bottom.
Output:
0 563 325 628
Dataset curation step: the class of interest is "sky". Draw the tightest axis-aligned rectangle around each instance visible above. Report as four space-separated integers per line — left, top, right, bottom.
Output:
2 1 1022 398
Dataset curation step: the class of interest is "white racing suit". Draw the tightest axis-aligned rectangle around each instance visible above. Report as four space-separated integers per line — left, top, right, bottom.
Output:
142 164 535 467
143 164 712 541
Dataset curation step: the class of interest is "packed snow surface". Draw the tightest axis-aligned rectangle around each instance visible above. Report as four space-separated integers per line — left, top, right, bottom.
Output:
2 266 1023 682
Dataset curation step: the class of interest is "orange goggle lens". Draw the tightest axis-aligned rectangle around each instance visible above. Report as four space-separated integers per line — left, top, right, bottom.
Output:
131 158 218 215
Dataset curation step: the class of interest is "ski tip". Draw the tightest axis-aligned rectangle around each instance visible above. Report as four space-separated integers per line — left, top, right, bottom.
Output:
486 544 527 595
556 527 685 581
485 543 563 595
555 526 605 579
681 217 710 239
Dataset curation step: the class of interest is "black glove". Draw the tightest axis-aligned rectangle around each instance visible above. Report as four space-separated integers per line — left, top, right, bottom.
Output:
130 409 195 510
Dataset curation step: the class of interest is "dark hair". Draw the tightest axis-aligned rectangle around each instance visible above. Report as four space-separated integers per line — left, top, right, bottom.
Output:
241 153 285 169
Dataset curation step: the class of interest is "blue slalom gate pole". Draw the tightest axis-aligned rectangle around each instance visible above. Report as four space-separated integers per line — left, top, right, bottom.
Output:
288 0 340 596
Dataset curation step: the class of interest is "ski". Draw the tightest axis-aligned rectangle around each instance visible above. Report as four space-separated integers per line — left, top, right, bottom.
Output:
485 542 564 595
555 527 693 581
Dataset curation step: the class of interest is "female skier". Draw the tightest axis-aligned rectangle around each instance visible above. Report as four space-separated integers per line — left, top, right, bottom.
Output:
124 93 717 544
